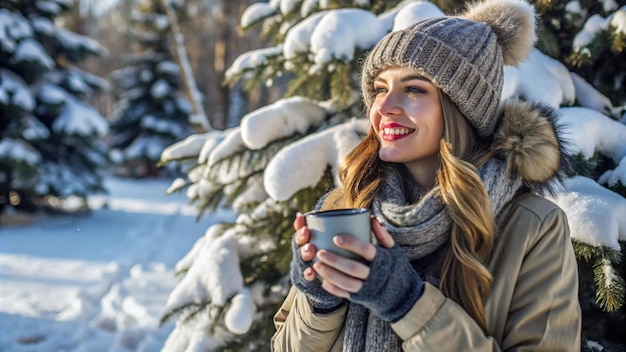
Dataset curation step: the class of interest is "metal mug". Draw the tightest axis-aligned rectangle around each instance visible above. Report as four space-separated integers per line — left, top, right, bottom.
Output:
304 208 371 260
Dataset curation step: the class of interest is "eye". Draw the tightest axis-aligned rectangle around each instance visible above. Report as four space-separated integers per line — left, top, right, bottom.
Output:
373 86 388 95
406 86 426 94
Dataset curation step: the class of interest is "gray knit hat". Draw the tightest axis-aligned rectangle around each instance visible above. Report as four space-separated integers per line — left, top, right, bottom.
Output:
361 0 537 137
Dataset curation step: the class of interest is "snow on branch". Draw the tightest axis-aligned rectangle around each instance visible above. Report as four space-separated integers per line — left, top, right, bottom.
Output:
549 176 626 249
207 127 245 167
51 94 108 137
31 16 55 37
284 9 384 65
241 96 327 150
0 69 35 112
308 9 382 63
503 49 575 108
280 2 447 69
264 118 369 201
612 6 626 35
240 2 277 29
277 0 301 15
0 9 33 51
164 224 259 337
224 288 256 334
0 138 41 164
560 106 626 187
283 11 327 61
574 14 610 52
164 230 243 312
244 198 283 224
15 39 54 70
391 1 445 31
571 6 626 55
161 131 222 162
231 2 446 78
175 224 226 273
22 115 50 140
300 0 319 17
162 322 224 352
232 175 267 210
225 46 282 80
570 72 614 114
198 131 228 164
56 28 107 56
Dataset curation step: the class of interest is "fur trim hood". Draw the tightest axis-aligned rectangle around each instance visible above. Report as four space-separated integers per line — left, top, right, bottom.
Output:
490 99 573 195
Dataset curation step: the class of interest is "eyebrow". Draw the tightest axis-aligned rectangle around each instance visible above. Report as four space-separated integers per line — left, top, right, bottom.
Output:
374 74 430 83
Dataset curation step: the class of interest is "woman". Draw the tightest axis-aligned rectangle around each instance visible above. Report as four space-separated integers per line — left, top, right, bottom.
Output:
272 0 581 350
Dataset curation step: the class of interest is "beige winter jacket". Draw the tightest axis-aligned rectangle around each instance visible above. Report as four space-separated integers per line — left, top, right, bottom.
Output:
271 193 582 351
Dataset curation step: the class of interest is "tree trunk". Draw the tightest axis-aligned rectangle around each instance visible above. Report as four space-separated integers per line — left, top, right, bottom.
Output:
213 0 234 130
160 0 212 131
213 0 255 129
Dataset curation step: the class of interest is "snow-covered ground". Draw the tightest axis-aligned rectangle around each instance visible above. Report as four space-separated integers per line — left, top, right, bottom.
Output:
0 177 233 352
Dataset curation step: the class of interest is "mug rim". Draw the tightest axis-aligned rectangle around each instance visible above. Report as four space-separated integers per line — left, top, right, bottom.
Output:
304 208 369 217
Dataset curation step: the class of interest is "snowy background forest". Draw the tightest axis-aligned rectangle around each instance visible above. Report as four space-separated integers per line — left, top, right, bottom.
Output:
1 0 626 351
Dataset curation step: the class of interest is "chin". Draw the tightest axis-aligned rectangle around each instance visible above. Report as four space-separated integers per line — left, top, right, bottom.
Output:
378 151 408 163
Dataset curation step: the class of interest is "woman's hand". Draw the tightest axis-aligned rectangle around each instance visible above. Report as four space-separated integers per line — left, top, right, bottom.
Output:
293 213 317 281
312 217 395 298
290 213 344 311
312 217 424 322
293 212 423 320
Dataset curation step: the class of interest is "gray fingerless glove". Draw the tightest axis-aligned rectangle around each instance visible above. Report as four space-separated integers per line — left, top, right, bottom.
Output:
349 245 424 322
289 236 345 313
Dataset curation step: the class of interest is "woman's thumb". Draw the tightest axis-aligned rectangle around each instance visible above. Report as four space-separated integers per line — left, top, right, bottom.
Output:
371 217 394 248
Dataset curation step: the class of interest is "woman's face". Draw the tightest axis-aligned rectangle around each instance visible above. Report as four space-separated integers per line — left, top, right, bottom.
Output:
369 65 444 171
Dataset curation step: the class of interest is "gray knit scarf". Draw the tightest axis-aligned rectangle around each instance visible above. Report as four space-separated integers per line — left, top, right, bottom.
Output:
343 158 523 352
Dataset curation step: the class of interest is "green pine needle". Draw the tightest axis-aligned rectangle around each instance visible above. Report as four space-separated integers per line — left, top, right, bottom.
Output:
593 258 626 312
574 240 625 312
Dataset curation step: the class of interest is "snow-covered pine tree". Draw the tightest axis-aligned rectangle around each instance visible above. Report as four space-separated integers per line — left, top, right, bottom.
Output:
159 1 626 350
0 0 109 214
535 0 626 105
531 1 626 348
108 0 193 178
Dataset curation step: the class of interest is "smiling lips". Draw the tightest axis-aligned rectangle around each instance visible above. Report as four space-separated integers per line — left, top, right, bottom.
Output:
380 123 415 141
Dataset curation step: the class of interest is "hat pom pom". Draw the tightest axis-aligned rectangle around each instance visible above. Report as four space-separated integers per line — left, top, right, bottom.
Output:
462 0 537 66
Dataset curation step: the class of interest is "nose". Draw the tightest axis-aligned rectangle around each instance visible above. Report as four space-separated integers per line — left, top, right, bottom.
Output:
376 90 402 116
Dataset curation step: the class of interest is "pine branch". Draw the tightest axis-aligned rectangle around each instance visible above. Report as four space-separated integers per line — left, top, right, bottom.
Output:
574 240 625 312
183 302 217 326
190 133 308 218
259 17 285 43
572 151 626 198
160 295 237 333
156 153 198 167
285 62 322 99
571 152 616 180
573 240 621 264
174 267 189 277
159 301 207 326
593 258 625 312
237 165 335 286
612 30 626 53
330 61 357 109
225 51 285 91
194 187 226 220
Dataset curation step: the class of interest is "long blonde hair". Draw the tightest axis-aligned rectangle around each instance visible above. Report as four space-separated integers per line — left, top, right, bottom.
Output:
323 91 495 332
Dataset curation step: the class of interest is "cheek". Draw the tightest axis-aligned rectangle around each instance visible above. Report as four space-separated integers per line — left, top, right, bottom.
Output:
368 109 380 133
416 101 444 136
